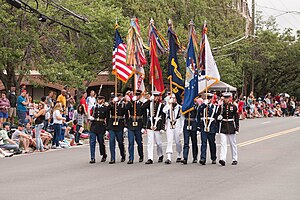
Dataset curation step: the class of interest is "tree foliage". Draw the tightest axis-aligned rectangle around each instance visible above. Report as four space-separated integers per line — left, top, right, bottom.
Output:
0 0 299 98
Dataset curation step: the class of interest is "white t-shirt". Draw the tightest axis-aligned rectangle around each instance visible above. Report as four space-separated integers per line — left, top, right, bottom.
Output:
86 96 96 110
53 110 63 124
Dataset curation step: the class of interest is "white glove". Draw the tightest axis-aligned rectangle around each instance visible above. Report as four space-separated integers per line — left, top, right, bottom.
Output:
104 102 109 106
113 97 119 102
150 95 154 101
204 99 209 105
169 98 174 104
160 130 165 134
141 128 146 134
132 96 137 101
123 127 128 134
197 131 201 135
235 131 239 135
217 115 223 121
89 116 94 121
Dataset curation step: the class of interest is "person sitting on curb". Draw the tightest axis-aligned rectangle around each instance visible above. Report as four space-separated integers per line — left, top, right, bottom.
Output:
0 125 21 155
11 123 32 153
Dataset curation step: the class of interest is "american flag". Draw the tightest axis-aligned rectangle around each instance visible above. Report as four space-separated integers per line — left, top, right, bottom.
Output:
112 28 133 83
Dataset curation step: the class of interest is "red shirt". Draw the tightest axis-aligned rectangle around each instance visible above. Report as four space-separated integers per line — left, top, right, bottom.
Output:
238 101 244 113
80 97 88 113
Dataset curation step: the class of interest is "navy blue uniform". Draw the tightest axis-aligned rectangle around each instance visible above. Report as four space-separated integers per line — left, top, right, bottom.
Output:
89 104 109 160
183 108 198 162
197 103 219 163
107 102 126 162
125 100 147 161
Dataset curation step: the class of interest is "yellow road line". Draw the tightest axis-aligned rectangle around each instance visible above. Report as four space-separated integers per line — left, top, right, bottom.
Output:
238 127 300 147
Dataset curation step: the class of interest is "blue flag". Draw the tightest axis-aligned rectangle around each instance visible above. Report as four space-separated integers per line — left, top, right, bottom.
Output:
182 36 198 114
168 28 184 104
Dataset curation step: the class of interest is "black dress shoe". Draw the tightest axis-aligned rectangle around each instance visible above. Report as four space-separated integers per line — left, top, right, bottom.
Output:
219 160 226 166
89 159 95 164
232 161 238 165
199 160 206 165
158 155 164 163
192 159 197 163
182 159 187 165
145 159 153 164
212 160 217 164
165 159 171 164
121 157 125 162
109 160 115 164
101 155 107 162
127 160 133 164
139 157 143 162
176 158 182 163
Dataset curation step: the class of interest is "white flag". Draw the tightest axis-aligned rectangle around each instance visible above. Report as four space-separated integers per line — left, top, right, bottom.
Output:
198 34 220 93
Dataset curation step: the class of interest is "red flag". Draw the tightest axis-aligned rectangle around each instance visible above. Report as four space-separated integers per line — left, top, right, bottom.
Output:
150 33 164 92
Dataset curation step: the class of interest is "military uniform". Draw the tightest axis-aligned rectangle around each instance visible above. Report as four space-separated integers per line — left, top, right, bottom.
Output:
107 97 126 164
197 94 219 165
143 92 165 164
182 107 198 164
89 96 109 163
163 96 183 164
125 91 146 164
218 92 239 166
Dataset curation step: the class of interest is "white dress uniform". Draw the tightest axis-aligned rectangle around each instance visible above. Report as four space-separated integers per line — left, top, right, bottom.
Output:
163 102 184 162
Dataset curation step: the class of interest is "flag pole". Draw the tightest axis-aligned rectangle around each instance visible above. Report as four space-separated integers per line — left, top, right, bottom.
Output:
150 19 155 127
205 78 209 132
114 19 118 124
134 65 137 120
114 74 118 124
168 19 174 129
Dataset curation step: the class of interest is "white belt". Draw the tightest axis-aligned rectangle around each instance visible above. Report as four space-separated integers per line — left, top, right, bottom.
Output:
222 119 234 122
201 117 215 121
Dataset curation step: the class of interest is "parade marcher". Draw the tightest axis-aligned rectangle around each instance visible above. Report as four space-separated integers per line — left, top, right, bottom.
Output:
163 94 183 164
107 93 126 164
197 93 219 165
218 92 239 166
89 96 110 164
182 102 198 165
143 91 165 164
125 90 146 164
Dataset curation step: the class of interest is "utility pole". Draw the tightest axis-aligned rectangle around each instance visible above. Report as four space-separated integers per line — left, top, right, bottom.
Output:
251 0 255 94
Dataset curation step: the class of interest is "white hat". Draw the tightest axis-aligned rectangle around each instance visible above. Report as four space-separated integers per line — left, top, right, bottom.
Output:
222 92 232 98
151 91 161 96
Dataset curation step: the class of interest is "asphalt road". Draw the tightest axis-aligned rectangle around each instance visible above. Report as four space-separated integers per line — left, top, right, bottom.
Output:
0 117 299 200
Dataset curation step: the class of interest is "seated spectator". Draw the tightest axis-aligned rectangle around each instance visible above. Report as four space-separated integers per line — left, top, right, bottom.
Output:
68 120 77 146
24 123 36 149
0 127 20 154
11 123 31 153
263 107 269 118
274 104 282 117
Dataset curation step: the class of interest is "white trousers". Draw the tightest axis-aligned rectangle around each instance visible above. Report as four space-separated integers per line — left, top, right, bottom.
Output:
166 127 182 157
220 133 238 162
147 130 163 160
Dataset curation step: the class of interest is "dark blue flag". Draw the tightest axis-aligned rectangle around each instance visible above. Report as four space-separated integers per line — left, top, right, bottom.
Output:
168 28 184 104
182 36 198 114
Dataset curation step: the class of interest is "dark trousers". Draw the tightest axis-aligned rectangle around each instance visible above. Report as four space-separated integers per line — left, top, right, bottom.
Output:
109 130 125 161
89 132 106 160
17 110 26 124
200 132 217 161
52 124 61 147
183 129 198 161
128 129 143 161
75 125 82 143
